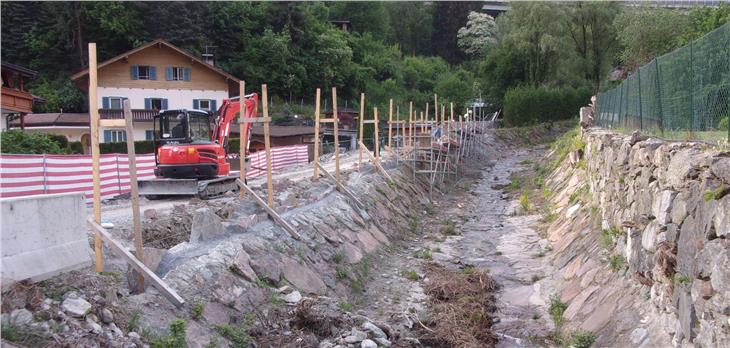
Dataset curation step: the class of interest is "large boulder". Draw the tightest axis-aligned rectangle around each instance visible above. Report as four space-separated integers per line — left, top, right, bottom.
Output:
281 258 326 295
189 208 225 243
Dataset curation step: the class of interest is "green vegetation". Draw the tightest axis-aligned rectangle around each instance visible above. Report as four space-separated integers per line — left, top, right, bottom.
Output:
507 178 523 192
339 301 354 312
1 325 48 346
214 323 252 348
409 218 419 234
569 185 588 204
128 311 141 332
703 185 727 201
441 219 459 236
548 294 569 327
1 130 64 154
569 330 597 348
674 274 691 286
519 192 532 212
609 254 626 272
148 319 187 348
401 269 419 281
191 300 205 320
503 85 592 126
461 265 476 275
335 266 348 280
413 248 433 260
332 252 344 264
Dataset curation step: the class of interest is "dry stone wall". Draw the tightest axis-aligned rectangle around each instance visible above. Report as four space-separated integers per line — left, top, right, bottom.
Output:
576 129 728 346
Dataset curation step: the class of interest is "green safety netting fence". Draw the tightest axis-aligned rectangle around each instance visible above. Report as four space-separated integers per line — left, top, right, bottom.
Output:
595 22 730 142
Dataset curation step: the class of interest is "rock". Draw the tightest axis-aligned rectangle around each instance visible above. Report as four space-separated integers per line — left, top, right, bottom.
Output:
652 190 676 224
143 208 158 219
202 302 230 325
189 207 225 243
641 221 660 252
109 322 124 338
374 337 392 347
319 341 335 348
250 254 283 284
678 289 698 342
710 157 730 184
283 291 302 304
345 328 367 343
713 196 729 237
99 308 114 324
232 249 258 282
86 317 103 334
281 258 326 295
361 339 377 348
341 242 363 264
361 321 387 339
9 309 33 326
128 332 141 340
62 295 92 317
630 328 649 345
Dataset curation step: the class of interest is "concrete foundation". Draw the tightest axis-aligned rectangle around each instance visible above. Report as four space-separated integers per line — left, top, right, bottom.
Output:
1 193 92 287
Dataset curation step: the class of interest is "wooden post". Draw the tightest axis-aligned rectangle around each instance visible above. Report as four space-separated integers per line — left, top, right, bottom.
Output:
450 102 454 122
388 99 393 152
433 94 438 126
409 101 413 147
88 43 103 273
262 84 274 206
332 88 340 181
374 107 380 163
235 180 301 240
424 103 429 134
358 93 365 169
239 81 246 198
313 88 321 180
123 99 144 290
441 104 446 126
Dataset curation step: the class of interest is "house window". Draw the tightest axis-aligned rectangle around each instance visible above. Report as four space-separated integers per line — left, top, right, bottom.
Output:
144 98 168 110
103 129 126 143
166 67 191 81
110 97 123 109
193 99 217 111
145 130 154 140
131 65 156 80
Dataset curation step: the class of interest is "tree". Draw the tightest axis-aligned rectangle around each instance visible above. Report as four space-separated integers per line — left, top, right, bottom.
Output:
386 2 434 56
29 78 86 113
431 1 483 64
0 130 64 154
457 12 498 59
676 3 730 46
563 2 620 90
614 7 690 68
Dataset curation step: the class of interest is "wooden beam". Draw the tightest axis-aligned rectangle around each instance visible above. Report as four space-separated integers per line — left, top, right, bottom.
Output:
319 117 336 123
373 107 379 163
316 162 365 209
262 84 274 206
239 81 246 198
313 88 321 180
409 101 413 147
99 119 126 128
88 43 103 273
332 88 340 182
358 93 365 170
362 120 377 124
240 117 272 123
388 99 393 152
87 219 184 307
235 179 302 240
123 99 144 290
359 141 393 183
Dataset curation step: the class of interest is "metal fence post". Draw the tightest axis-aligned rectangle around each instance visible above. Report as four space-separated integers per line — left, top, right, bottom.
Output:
689 40 696 135
638 69 643 131
654 58 665 135
618 81 624 128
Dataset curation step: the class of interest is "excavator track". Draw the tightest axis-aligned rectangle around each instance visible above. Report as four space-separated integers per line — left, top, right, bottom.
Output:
138 174 240 200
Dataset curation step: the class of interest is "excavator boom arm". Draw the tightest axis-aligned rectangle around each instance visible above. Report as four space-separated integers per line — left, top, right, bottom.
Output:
213 93 259 154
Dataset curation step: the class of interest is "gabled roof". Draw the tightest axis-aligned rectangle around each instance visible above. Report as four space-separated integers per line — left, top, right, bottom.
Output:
1 62 38 78
70 39 239 82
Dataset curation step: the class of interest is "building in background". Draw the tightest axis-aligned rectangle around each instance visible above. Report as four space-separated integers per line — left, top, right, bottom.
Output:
70 39 240 143
1 62 43 131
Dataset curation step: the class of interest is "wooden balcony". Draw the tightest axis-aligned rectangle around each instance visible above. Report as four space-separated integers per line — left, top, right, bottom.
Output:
1 86 33 114
99 109 158 121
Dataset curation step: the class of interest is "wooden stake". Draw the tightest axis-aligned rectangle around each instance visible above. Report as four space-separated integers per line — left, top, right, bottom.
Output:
235 179 301 240
450 102 454 122
374 107 380 163
313 88 321 180
433 94 438 126
425 103 429 134
262 84 274 206
358 93 365 169
316 162 365 209
88 43 103 273
408 101 413 147
239 81 246 198
87 219 184 307
332 88 340 181
123 99 144 290
359 141 393 183
388 99 393 152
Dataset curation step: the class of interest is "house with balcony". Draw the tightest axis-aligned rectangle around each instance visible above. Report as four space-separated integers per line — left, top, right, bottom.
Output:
1 62 42 131
70 39 241 143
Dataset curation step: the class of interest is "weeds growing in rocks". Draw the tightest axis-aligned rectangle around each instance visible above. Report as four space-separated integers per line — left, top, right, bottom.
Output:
674 273 691 285
409 217 419 233
519 191 532 212
1 324 49 347
461 265 476 275
703 185 727 201
332 252 344 264
338 301 353 312
569 330 597 348
507 177 523 192
214 323 251 348
147 319 187 348
401 269 419 281
609 254 626 272
441 219 459 235
548 294 568 327
191 300 205 320
569 185 588 204
413 248 433 260
335 266 348 280
418 263 498 347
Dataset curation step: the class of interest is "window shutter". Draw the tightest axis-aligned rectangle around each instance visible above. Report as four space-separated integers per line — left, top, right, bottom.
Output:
149 67 157 80
183 67 191 81
166 67 173 81
104 130 111 142
122 131 127 142
210 100 217 112
131 65 139 80
146 130 153 140
162 98 168 110
193 99 199 109
144 98 151 109
102 97 110 109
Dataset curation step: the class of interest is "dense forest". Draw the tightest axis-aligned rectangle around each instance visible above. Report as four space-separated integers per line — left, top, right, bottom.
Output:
2 1 728 124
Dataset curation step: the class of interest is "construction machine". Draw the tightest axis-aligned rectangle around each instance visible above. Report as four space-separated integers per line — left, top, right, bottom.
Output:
138 93 258 199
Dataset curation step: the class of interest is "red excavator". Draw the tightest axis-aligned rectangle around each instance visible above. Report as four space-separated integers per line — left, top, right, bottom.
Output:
138 93 258 199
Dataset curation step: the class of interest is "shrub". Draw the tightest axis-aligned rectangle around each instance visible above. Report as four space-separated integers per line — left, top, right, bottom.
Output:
570 330 597 348
1 130 64 154
718 116 728 131
99 140 155 154
503 85 592 126
548 294 568 327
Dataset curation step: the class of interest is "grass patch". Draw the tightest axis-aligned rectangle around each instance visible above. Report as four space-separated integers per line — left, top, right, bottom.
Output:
674 273 691 286
335 266 348 280
401 269 419 281
461 265 476 275
191 300 205 320
332 252 344 264
569 185 588 204
1 325 49 346
548 294 568 327
148 319 187 348
519 191 532 212
569 330 597 348
441 219 459 236
338 301 354 312
507 177 523 192
409 217 419 233
413 248 433 260
214 323 252 348
703 185 727 201
609 254 626 272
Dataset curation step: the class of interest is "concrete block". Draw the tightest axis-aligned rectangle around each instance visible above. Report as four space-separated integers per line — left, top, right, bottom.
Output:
1 193 92 287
